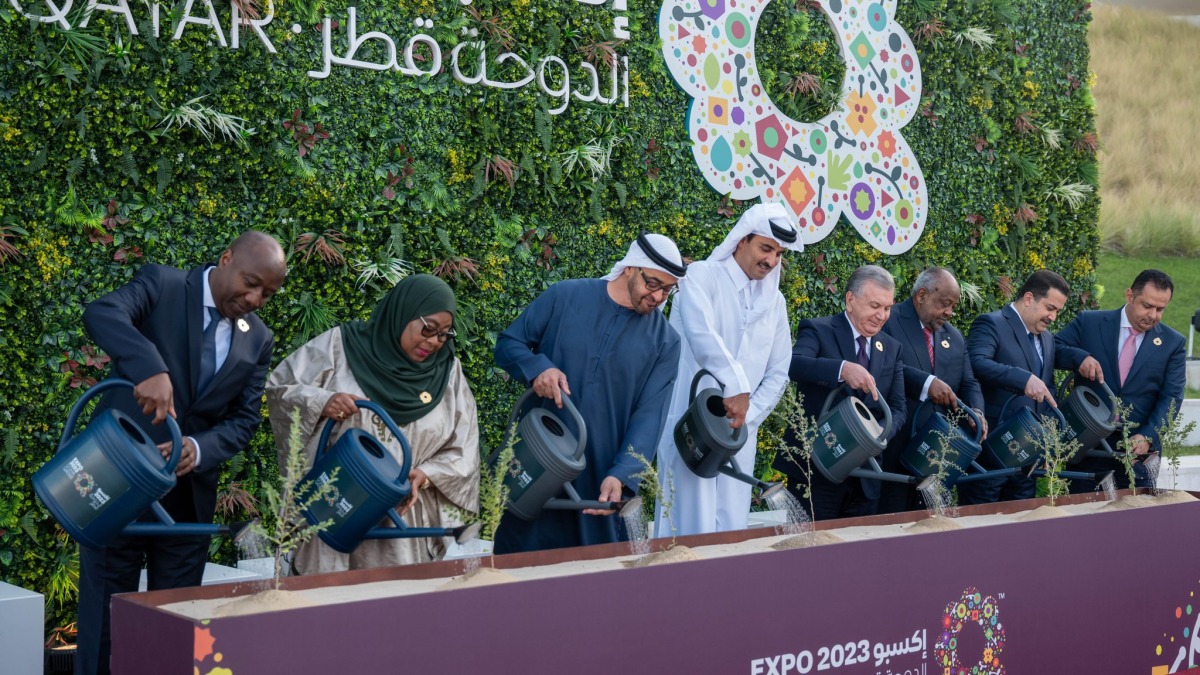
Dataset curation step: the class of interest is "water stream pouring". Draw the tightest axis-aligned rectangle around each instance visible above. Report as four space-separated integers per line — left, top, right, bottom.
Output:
494 389 640 520
301 400 479 554
33 378 256 547
899 398 984 487
1056 374 1120 464
811 386 936 490
674 370 784 498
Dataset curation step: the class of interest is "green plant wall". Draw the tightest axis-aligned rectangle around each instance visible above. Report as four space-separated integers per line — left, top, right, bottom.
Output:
0 0 1099 630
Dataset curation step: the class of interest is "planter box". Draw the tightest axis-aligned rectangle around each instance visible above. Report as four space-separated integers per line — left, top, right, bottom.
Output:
0 581 43 675
113 493 1200 674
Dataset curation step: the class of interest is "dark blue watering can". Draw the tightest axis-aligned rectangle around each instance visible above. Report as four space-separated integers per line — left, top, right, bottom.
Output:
33 378 255 548
493 389 641 521
900 397 984 487
301 400 479 554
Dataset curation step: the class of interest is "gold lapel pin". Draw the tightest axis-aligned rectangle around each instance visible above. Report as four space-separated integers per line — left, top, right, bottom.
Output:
941 339 950 349
237 318 250 333
419 391 433 404
1153 337 1162 346
874 340 883 352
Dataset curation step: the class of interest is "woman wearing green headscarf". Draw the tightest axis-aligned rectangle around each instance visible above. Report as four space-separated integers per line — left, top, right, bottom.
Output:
266 274 480 573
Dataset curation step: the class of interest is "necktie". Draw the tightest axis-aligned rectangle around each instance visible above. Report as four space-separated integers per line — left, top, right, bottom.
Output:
1118 327 1139 386
198 306 221 393
1027 332 1043 376
923 327 935 371
856 335 870 369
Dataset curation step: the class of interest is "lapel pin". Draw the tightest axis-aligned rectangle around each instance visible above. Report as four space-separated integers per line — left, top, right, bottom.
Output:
1153 337 1162 346
237 318 250 333
941 339 950 349
875 340 883 352
419 391 433 404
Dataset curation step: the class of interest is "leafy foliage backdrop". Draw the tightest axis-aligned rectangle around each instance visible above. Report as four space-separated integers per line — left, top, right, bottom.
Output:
0 0 1099 629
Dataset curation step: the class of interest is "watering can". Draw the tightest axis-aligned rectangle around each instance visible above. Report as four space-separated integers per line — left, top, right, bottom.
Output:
301 400 479 554
1056 374 1120 464
977 394 1068 471
674 370 784 499
899 398 984 487
811 386 935 490
33 378 256 548
492 389 640 521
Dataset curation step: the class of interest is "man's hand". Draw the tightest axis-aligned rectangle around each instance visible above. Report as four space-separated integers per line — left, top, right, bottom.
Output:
532 368 571 408
322 392 367 421
1128 434 1152 455
723 392 750 429
158 437 196 477
969 409 989 440
1078 356 1105 383
841 362 878 400
1024 374 1057 408
584 476 624 516
135 372 175 425
927 379 956 408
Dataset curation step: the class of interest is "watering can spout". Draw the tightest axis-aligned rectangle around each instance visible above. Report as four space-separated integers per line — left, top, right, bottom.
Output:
452 522 482 545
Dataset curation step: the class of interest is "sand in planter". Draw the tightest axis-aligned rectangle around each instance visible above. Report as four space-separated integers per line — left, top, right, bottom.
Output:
904 515 964 533
771 531 845 550
1152 490 1199 505
1099 494 1160 511
1017 505 1072 521
211 589 316 617
625 545 701 568
439 566 519 590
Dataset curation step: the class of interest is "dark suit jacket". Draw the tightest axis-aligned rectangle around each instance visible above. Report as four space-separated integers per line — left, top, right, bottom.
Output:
781 312 907 500
1054 308 1186 451
82 264 274 523
966 305 1071 426
880 298 984 470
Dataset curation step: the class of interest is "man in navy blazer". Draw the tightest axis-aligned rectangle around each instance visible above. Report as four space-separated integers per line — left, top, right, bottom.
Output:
1055 269 1185 492
962 270 1102 505
879 268 986 513
76 231 286 675
773 265 907 520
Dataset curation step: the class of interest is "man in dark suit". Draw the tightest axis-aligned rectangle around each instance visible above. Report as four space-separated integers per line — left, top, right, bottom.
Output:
773 265 907 520
878 268 986 513
962 269 1102 505
76 231 287 675
1055 269 1185 492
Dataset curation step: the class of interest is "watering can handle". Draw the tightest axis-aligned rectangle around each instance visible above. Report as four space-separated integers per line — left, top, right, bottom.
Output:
59 378 183 477
1057 372 1120 425
998 392 1069 433
911 397 983 445
499 387 589 463
315 400 414 481
821 384 892 443
689 368 724 401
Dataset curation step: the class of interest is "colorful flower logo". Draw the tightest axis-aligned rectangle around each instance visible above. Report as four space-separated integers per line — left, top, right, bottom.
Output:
73 471 96 497
659 0 927 253
935 587 1006 674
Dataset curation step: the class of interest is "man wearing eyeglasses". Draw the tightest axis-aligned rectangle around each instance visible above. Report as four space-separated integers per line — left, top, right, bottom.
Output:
493 234 685 553
654 203 804 536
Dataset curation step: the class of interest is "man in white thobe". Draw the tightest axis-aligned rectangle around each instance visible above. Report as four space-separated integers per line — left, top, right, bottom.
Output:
654 203 803 537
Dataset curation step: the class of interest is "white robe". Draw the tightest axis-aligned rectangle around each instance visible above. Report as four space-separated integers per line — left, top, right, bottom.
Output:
655 256 791 536
265 327 480 573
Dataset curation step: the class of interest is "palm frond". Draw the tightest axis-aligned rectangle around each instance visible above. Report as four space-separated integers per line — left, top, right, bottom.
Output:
158 96 252 147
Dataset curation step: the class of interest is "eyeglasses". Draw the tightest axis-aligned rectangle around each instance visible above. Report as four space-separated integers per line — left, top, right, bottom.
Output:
418 315 457 342
638 268 678 296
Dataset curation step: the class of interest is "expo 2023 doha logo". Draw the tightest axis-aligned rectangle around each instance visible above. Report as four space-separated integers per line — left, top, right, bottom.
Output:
659 0 927 254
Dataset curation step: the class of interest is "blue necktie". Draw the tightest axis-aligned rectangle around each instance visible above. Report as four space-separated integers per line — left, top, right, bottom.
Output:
1027 332 1043 376
198 307 221 393
856 335 870 369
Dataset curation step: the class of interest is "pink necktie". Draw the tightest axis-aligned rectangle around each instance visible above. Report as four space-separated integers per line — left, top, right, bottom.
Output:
1118 327 1139 386
923 327 934 371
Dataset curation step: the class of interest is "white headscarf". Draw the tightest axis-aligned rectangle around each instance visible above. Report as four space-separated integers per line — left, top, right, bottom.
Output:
602 233 686 281
707 202 804 295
